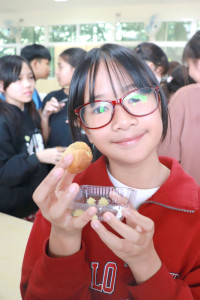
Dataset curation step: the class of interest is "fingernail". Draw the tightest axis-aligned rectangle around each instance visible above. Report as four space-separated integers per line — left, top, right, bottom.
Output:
68 184 78 194
52 168 63 178
103 213 111 221
88 208 96 216
136 225 142 233
123 209 130 217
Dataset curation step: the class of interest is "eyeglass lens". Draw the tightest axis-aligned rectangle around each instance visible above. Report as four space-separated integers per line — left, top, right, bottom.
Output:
80 87 158 129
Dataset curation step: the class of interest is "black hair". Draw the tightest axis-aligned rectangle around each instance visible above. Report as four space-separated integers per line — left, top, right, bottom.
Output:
59 47 87 68
0 55 40 131
161 64 195 100
68 43 168 145
20 43 51 62
182 31 200 63
133 42 169 75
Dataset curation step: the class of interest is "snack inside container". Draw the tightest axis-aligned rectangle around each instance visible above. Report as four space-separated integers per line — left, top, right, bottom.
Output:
70 185 137 221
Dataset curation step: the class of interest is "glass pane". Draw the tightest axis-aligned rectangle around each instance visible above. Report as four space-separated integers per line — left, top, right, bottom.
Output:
197 21 200 30
48 47 55 78
0 27 16 44
0 47 16 57
163 46 184 63
48 25 76 42
155 21 192 41
21 26 45 44
116 22 148 41
79 23 113 42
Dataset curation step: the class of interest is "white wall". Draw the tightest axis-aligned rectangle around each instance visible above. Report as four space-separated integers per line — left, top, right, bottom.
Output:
0 3 200 27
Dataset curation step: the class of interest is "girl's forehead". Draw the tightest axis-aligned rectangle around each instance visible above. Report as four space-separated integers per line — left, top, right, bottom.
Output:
21 62 32 73
58 56 67 64
85 61 134 95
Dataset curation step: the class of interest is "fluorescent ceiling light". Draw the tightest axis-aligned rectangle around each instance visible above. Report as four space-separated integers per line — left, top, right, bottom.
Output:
54 0 68 2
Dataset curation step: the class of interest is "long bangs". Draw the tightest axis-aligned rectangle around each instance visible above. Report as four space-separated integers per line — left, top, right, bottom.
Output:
0 56 23 90
87 47 158 103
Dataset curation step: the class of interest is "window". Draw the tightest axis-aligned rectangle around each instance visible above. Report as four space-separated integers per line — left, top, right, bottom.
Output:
79 23 113 42
155 21 192 41
116 22 148 42
0 29 16 44
48 46 55 77
0 47 16 57
20 26 45 44
48 25 76 42
0 20 199 76
162 46 185 62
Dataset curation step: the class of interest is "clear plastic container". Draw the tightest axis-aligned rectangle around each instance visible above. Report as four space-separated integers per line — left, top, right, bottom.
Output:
70 185 137 221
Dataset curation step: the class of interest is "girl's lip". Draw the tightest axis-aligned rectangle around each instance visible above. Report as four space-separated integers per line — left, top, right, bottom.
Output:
114 134 144 145
24 91 32 96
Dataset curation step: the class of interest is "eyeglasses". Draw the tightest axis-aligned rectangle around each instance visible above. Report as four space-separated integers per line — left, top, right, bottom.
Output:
74 86 160 129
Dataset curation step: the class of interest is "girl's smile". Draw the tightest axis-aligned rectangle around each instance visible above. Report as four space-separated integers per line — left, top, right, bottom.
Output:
112 132 145 146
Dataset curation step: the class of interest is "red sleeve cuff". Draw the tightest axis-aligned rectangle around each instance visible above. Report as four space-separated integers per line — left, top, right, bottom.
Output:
129 264 179 300
40 238 91 286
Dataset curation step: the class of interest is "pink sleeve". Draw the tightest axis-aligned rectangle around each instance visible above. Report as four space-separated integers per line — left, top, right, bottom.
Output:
158 91 185 161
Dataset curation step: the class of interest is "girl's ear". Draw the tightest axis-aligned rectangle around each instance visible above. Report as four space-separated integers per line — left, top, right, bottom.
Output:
0 81 4 93
145 61 155 72
31 59 39 71
155 66 164 77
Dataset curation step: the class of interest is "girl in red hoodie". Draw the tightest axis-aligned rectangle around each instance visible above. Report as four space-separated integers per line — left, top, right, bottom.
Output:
21 44 200 300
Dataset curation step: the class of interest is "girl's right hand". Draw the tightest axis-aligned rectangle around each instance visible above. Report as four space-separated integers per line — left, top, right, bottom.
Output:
33 154 97 257
36 147 66 165
42 97 65 119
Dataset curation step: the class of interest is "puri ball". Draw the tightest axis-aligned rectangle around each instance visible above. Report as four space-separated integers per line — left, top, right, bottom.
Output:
63 141 93 174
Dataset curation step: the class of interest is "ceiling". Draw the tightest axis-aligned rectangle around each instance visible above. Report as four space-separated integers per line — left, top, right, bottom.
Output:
0 0 199 28
0 0 198 14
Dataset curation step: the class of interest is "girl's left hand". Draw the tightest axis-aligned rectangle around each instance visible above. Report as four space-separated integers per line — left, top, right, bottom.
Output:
90 208 162 284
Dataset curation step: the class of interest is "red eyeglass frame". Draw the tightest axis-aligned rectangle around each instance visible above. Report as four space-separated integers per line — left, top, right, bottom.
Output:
74 86 160 129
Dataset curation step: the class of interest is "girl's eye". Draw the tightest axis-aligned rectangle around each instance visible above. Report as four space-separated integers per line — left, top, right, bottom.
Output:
125 93 148 105
128 97 140 105
93 105 109 114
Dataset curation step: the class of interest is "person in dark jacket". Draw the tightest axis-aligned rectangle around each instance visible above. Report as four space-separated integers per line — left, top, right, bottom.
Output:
0 55 65 218
41 47 87 148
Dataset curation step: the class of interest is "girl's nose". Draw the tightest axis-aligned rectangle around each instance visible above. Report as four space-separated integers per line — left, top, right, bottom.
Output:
111 104 138 131
23 78 31 87
55 68 59 76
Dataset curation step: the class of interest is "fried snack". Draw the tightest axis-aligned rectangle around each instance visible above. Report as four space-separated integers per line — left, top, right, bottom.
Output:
63 141 93 174
72 209 84 217
98 197 109 206
72 209 98 220
87 197 96 205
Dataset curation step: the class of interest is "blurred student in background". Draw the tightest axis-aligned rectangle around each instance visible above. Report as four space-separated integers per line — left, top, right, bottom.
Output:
41 47 86 149
0 55 64 220
161 63 195 102
158 31 200 184
21 44 51 111
133 42 169 83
